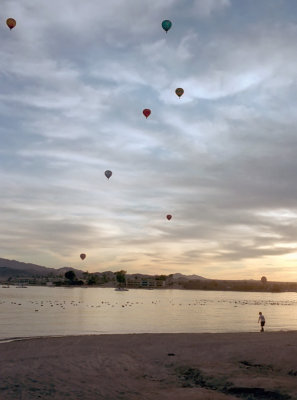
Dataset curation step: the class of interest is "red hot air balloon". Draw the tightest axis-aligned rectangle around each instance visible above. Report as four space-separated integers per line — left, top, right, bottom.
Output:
143 109 151 119
166 215 172 220
6 18 16 30
80 253 86 260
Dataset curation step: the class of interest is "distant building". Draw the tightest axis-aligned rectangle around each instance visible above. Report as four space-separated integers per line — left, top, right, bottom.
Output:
16 278 30 284
126 277 165 288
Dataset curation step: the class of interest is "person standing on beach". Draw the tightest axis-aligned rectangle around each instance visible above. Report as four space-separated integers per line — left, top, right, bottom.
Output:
258 312 265 332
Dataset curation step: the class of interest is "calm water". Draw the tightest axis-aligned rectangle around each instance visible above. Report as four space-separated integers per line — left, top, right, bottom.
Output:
0 286 297 340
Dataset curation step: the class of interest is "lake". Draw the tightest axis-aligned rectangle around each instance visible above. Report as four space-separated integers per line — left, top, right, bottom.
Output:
0 286 297 340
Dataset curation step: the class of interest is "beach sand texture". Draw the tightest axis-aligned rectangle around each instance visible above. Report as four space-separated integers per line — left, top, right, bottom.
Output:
0 332 297 399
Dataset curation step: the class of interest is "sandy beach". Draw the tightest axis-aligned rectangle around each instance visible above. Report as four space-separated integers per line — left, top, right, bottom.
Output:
0 332 297 400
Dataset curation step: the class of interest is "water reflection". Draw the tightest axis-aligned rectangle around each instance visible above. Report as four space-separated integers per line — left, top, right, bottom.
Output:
0 287 296 340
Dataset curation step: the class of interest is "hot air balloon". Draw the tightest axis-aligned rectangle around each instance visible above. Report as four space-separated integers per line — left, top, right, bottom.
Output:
162 20 172 33
105 170 112 179
6 18 16 30
143 109 151 119
166 215 172 220
80 253 86 260
175 88 184 98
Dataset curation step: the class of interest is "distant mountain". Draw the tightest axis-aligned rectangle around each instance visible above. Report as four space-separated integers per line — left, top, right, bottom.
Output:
0 258 58 276
0 259 123 280
0 258 85 278
0 266 33 278
56 267 85 278
169 273 207 281
0 258 207 281
126 273 157 279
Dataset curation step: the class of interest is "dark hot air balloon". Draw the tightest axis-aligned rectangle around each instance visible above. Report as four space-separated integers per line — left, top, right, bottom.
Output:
162 20 172 33
143 109 151 119
105 170 112 179
166 215 172 220
175 88 184 98
80 253 86 260
6 18 16 30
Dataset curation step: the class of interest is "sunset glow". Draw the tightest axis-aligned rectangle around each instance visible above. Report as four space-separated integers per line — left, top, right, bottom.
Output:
1 0 297 281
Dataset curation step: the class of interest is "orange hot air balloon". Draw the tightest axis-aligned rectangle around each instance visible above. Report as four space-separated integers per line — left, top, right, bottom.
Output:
143 109 151 119
175 88 184 98
80 253 86 260
6 18 16 30
166 215 172 220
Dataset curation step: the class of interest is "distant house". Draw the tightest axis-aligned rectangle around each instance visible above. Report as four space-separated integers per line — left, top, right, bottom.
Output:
126 277 165 288
16 278 30 284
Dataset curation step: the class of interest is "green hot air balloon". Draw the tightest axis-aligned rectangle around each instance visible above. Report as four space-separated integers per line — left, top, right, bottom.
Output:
162 20 172 33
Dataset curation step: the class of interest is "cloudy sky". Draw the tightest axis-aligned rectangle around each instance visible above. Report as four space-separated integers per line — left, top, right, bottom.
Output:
1 0 297 281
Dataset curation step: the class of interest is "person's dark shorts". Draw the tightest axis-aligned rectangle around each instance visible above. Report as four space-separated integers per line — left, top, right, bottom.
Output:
261 321 265 327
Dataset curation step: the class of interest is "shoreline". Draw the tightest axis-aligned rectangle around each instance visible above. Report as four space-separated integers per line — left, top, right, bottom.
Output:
1 332 297 399
1 329 296 344
2 284 297 293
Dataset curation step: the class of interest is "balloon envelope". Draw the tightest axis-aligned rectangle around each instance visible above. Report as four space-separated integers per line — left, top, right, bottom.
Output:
80 253 86 260
6 18 16 30
105 170 112 179
162 20 172 32
166 215 172 220
143 109 151 119
175 88 184 98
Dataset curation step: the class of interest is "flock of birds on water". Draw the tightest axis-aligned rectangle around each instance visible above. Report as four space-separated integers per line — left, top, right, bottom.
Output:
4 16 183 263
1 296 296 314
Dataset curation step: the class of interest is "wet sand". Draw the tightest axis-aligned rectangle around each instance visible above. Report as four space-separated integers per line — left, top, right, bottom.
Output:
0 332 297 399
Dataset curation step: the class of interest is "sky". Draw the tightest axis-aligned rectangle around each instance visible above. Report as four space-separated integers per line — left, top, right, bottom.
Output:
1 0 297 281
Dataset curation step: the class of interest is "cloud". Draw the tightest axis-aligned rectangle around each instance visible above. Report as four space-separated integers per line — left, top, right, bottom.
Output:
192 0 231 17
1 0 297 280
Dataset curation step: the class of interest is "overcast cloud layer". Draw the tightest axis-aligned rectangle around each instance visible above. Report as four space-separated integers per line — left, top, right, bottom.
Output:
1 0 297 281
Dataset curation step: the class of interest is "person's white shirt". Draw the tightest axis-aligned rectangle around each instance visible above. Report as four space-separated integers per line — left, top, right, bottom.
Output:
258 314 265 322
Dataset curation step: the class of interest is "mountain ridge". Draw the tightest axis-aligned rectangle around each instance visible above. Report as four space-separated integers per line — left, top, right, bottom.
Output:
0 258 207 280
